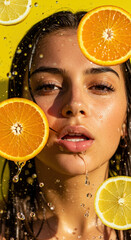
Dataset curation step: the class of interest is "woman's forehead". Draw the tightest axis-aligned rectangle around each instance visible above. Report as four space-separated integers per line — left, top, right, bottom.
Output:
31 29 123 77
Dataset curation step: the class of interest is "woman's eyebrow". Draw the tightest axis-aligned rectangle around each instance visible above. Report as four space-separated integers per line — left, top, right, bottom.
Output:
84 67 120 79
30 66 65 76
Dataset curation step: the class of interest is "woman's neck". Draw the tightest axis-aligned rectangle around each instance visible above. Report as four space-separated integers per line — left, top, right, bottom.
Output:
35 159 112 239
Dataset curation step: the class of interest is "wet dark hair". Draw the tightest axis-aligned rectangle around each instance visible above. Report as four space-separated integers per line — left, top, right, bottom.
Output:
0 11 131 240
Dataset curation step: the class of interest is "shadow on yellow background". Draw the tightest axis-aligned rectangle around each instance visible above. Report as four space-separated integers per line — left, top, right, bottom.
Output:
0 0 130 204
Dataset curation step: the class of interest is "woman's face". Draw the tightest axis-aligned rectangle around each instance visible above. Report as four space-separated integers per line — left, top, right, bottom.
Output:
24 29 127 175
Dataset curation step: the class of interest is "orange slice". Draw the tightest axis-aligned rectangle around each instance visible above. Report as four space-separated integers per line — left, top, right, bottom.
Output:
0 98 49 162
77 5 131 66
94 176 131 230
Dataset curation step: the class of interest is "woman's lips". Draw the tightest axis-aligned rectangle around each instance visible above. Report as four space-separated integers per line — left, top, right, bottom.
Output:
56 126 94 153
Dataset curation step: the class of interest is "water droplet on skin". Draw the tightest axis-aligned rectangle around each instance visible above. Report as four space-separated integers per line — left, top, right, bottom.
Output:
85 174 89 185
17 212 25 220
39 54 43 58
50 206 55 210
39 182 44 188
30 212 36 218
84 210 89 217
55 179 60 183
58 145 64 152
78 235 82 238
86 193 92 199
80 203 85 208
47 202 55 210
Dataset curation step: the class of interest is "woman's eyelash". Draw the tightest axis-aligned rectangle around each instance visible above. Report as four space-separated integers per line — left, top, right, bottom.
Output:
36 83 61 91
89 83 115 92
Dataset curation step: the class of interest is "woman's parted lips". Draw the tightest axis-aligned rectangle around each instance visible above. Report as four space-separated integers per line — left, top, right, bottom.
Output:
57 125 94 141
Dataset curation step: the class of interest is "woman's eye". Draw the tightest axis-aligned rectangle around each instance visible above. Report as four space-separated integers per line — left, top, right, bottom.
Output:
89 84 115 94
36 83 61 92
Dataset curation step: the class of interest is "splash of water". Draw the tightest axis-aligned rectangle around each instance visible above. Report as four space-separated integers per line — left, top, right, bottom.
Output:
13 162 26 183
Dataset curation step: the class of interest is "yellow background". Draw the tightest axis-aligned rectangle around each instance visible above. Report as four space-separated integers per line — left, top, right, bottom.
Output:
0 0 131 87
0 0 131 203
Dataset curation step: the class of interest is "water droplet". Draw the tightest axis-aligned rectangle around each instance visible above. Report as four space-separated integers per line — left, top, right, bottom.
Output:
55 179 60 183
17 48 22 54
86 180 90 185
47 202 55 210
13 162 26 183
39 54 43 58
50 205 55 210
32 173 37 178
78 235 82 239
84 210 89 217
28 163 33 168
28 44 32 48
86 193 92 199
13 175 19 183
17 212 25 220
34 2 38 7
80 203 85 208
39 182 44 188
58 145 64 152
27 177 34 185
12 71 18 76
30 212 36 218
85 175 88 185
7 72 12 78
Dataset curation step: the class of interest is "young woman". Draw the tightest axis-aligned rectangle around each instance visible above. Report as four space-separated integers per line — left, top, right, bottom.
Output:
0 11 131 240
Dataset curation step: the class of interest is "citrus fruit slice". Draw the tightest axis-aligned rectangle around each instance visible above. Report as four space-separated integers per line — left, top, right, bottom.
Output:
0 0 32 25
77 6 131 66
94 176 131 230
0 98 49 162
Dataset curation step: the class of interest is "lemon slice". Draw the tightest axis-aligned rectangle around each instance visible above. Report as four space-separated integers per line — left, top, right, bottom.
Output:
94 176 131 230
0 0 32 25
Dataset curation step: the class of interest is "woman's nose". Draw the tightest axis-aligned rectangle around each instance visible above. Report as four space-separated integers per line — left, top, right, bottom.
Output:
61 102 87 118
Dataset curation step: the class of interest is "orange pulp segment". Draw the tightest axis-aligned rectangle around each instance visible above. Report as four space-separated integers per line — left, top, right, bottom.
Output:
0 98 49 162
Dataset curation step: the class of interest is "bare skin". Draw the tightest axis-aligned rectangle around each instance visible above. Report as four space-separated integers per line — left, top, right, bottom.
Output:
23 29 127 239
